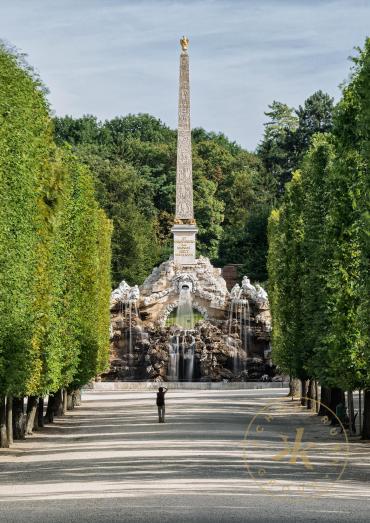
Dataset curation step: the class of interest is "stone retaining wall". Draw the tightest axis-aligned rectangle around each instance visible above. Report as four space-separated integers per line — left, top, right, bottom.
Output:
87 381 289 391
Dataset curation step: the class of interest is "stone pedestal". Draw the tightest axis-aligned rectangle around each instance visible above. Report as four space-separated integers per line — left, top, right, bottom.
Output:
172 223 198 265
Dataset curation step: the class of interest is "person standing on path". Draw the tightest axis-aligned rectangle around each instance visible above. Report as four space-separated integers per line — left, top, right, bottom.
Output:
156 386 168 423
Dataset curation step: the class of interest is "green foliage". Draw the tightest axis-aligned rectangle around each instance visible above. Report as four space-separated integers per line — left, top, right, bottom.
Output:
194 173 224 260
0 44 53 396
44 150 113 392
39 151 79 394
295 91 334 151
267 38 370 393
257 101 298 195
67 159 103 388
299 134 336 380
258 92 334 195
0 45 112 396
267 172 306 378
319 150 367 390
54 114 274 283
76 150 160 286
315 40 370 390
96 210 113 374
267 209 287 371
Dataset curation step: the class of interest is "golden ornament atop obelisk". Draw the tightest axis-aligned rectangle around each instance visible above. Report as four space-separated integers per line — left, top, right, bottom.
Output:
180 36 189 52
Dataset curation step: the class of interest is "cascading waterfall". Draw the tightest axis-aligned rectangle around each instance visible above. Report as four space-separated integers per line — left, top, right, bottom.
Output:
245 299 251 360
128 301 132 355
176 286 194 329
110 270 267 383
168 331 196 381
167 286 196 381
168 335 179 380
183 332 195 381
227 297 251 374
228 300 234 336
120 300 137 377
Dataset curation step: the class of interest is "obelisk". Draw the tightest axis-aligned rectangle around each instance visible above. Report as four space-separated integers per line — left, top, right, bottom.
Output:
171 36 198 265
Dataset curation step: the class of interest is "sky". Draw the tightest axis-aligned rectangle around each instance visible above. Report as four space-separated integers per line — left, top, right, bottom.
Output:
1 0 369 150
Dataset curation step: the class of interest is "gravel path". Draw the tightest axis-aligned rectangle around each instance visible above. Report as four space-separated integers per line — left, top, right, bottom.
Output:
0 388 369 522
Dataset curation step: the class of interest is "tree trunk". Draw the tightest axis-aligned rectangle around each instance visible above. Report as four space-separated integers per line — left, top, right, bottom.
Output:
300 379 307 406
67 391 75 410
0 395 9 448
359 390 362 435
12 397 25 440
45 395 55 423
314 381 319 413
288 377 299 398
33 404 39 431
307 379 314 410
329 387 345 424
73 389 82 407
53 389 64 416
347 391 355 435
45 389 64 422
62 390 68 415
361 389 370 440
318 386 331 416
6 395 13 445
38 397 44 427
25 396 38 435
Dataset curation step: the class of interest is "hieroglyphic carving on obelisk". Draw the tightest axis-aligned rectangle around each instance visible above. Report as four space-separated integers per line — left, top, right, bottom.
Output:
175 36 194 221
172 37 198 265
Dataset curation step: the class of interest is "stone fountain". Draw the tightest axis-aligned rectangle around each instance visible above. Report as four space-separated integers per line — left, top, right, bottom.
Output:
104 37 272 382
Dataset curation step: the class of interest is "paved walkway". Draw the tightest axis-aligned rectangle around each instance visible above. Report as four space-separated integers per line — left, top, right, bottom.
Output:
0 389 369 522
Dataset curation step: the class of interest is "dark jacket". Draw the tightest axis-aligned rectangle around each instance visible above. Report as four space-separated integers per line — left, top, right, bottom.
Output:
156 391 165 406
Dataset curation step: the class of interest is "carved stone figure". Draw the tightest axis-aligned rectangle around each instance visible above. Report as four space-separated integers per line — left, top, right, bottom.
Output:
129 285 140 301
110 280 130 305
241 276 257 298
230 284 241 299
255 284 268 301
111 280 140 305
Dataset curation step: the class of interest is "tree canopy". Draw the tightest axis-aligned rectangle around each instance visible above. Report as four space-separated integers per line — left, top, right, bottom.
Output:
258 91 334 196
267 38 370 436
54 113 274 285
0 44 112 407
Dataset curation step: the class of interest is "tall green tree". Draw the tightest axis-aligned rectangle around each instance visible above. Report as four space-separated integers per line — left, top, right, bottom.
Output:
267 39 370 434
267 209 288 372
0 44 53 410
315 42 370 434
267 172 306 382
299 134 336 380
258 92 334 196
96 209 113 375
257 101 298 195
0 45 113 444
295 91 334 153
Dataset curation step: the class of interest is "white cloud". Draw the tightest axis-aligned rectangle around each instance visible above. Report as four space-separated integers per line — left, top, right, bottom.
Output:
0 0 368 149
